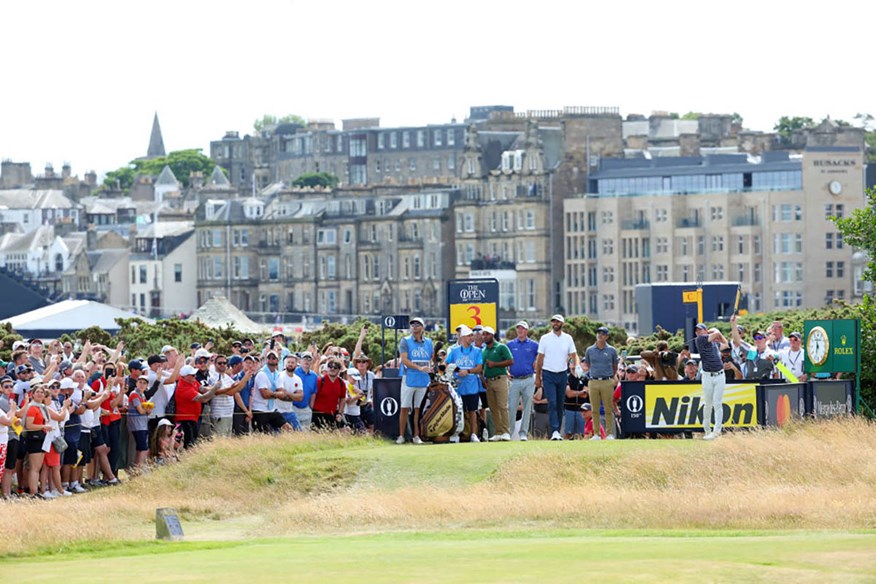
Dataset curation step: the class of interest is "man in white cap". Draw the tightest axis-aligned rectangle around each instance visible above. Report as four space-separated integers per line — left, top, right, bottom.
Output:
584 326 620 440
397 317 433 444
698 321 729 440
446 325 483 442
507 321 538 441
535 314 581 441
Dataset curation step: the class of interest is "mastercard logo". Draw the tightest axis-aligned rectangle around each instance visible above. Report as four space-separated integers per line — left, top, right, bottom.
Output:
776 394 791 426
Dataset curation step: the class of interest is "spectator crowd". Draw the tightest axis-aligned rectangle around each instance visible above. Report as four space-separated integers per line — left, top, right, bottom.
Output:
0 314 808 500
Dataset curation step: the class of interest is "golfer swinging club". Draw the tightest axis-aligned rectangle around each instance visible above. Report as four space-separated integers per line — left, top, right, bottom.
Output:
694 322 728 440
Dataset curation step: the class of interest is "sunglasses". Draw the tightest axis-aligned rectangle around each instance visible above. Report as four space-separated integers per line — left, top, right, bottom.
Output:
410 323 423 327
753 335 765 340
327 363 341 370
267 356 278 361
216 361 227 365
2 384 12 389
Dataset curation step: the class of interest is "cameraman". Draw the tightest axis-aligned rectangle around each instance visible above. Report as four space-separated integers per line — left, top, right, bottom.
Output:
720 345 742 382
639 341 679 381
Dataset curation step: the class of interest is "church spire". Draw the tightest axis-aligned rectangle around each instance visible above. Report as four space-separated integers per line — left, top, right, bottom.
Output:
147 112 166 159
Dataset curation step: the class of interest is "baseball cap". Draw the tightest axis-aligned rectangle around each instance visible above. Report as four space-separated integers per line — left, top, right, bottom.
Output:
147 355 166 366
190 342 202 350
59 378 75 390
482 326 495 335
515 321 529 330
753 331 767 340
228 355 243 367
265 350 279 359
695 323 708 331
128 360 145 371
457 325 473 337
231 340 242 347
0 360 8 368
596 326 609 334
789 331 802 340
472 324 484 332
347 367 360 379
194 348 212 360
59 361 73 371
0 375 12 384
158 418 173 428
179 365 196 377
16 364 33 374
160 345 176 354
626 365 638 374
580 403 593 411
550 314 565 324
720 346 732 353
300 351 313 359
28 338 43 345
736 325 746 334
685 359 698 366
12 340 28 350
410 317 425 326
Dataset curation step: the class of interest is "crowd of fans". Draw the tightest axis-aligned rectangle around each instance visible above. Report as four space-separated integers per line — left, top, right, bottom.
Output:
0 316 812 499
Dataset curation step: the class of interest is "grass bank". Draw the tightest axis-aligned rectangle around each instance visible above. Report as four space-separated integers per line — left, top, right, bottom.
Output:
2 418 875 556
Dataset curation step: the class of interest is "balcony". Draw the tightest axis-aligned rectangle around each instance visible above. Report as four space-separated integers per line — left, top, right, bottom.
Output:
732 215 759 227
257 240 282 251
676 218 701 229
621 219 650 230
470 257 516 271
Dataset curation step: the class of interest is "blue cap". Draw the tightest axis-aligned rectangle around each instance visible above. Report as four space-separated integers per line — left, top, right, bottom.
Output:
695 323 708 330
228 355 243 367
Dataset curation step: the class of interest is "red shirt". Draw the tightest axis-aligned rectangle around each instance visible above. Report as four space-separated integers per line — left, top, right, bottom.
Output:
26 404 45 427
93 377 122 425
174 377 202 422
585 418 607 439
312 375 344 414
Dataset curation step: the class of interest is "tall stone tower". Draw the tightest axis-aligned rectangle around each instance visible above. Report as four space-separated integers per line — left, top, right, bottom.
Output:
147 112 166 159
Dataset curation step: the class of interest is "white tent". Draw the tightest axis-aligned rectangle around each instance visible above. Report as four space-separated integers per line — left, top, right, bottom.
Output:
3 300 150 339
187 295 267 335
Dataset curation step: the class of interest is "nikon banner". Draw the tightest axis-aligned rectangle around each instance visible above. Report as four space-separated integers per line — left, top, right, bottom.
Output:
621 381 759 433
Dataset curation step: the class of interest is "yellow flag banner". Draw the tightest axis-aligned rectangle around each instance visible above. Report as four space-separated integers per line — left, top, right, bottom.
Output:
775 361 799 383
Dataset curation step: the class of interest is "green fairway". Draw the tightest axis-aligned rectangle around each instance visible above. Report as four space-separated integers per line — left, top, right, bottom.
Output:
5 530 875 583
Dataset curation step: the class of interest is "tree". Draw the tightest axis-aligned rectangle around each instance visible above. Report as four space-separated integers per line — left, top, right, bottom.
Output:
100 149 217 192
773 116 814 145
854 113 876 163
833 188 876 283
291 172 339 189
680 112 701 120
253 114 306 133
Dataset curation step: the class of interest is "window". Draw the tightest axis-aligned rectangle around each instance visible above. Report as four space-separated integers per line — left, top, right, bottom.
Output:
601 211 614 224
327 256 335 279
710 206 724 221
413 255 421 279
711 264 724 279
448 156 455 171
214 257 223 279
826 261 834 278
213 230 222 247
433 131 442 147
837 261 845 278
697 236 705 256
602 239 614 255
836 233 844 249
433 158 441 171
131 266 136 284
656 265 668 281
268 258 279 280
753 235 761 255
754 263 761 283
377 133 385 149
711 236 724 252
139 266 147 284
373 256 380 280
737 235 745 254
603 267 615 283
656 237 668 254
317 229 337 245
174 264 182 283
825 204 845 219
402 131 410 148
464 213 474 233
680 237 689 256
525 210 535 230
602 294 615 311
655 208 667 222
447 129 455 146
390 132 398 149
417 130 425 147
773 204 803 222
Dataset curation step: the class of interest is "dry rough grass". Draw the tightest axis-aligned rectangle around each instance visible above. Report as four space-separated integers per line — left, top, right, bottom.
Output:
3 418 875 556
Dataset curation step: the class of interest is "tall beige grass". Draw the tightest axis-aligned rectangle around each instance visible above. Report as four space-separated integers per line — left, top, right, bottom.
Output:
2 418 875 556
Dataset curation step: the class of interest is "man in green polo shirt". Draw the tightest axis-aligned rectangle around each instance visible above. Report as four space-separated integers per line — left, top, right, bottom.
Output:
481 326 514 442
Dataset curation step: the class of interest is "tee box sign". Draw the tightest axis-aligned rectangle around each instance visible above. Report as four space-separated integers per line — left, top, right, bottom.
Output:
447 279 499 332
804 319 860 374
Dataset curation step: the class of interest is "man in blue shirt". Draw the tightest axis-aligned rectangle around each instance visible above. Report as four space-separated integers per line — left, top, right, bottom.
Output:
446 325 483 442
398 317 433 444
506 320 538 441
294 351 319 431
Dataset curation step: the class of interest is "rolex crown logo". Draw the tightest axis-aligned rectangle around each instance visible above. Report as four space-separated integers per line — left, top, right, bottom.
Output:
841 335 847 346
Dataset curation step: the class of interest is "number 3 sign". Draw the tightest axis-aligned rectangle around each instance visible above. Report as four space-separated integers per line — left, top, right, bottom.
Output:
446 279 499 332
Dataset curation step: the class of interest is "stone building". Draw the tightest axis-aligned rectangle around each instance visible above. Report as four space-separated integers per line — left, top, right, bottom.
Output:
193 185 455 323
564 142 866 334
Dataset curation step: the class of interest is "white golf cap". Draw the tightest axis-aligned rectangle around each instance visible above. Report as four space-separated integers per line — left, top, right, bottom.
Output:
515 321 529 330
160 345 176 354
59 378 75 390
457 325 473 337
179 365 196 376
550 314 565 323
482 326 495 335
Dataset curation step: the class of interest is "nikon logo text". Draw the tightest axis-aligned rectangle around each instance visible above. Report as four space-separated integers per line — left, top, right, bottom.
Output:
651 395 754 426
